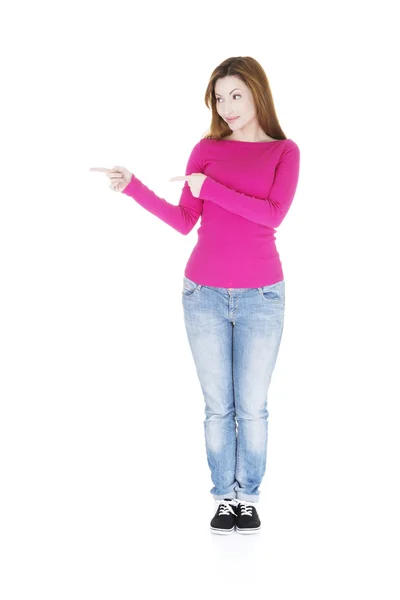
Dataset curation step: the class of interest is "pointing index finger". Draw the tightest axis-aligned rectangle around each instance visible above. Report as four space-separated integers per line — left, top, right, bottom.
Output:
89 167 111 173
169 175 189 181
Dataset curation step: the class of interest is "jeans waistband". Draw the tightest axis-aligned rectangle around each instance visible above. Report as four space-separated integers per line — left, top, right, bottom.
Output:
184 275 284 294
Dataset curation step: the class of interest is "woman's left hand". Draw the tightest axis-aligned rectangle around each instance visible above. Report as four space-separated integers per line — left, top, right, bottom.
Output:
169 173 207 198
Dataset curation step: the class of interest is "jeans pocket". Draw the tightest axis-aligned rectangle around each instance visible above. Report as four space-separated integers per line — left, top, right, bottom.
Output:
182 276 200 297
259 280 285 303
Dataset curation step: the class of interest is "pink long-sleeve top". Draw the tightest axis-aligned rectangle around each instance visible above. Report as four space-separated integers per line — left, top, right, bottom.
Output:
121 137 300 288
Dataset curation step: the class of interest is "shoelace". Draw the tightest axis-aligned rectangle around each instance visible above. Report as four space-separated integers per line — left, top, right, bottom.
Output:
238 501 256 516
217 499 238 516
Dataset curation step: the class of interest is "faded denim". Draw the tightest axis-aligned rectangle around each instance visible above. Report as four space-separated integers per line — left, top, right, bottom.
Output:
182 275 285 503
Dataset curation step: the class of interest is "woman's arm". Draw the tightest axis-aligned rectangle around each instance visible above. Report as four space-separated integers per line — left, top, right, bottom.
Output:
199 141 300 228
121 142 204 235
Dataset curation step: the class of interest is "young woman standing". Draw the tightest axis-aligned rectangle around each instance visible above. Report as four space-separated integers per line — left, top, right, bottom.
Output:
90 56 300 536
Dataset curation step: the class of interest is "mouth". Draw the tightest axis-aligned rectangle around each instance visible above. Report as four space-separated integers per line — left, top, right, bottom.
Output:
226 117 239 122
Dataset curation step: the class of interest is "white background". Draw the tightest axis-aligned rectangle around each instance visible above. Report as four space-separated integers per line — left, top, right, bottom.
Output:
1 0 399 598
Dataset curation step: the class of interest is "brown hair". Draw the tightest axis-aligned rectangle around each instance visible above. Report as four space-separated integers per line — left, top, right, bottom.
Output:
202 56 286 141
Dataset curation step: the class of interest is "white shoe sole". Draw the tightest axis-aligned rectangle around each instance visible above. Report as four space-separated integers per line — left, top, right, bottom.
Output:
210 526 235 535
236 526 261 534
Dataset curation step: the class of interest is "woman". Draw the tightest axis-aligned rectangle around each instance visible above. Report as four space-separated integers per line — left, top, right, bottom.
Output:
90 56 300 536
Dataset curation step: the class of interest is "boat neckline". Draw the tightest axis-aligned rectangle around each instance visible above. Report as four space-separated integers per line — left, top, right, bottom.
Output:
212 138 288 144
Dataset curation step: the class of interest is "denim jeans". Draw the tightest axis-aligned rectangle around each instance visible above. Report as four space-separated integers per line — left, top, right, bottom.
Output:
181 275 285 503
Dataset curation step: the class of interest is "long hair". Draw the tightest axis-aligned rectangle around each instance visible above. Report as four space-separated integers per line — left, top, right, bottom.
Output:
202 56 286 141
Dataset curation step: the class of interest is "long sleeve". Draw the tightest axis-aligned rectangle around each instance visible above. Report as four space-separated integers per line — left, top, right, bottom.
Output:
121 142 204 235
199 142 300 228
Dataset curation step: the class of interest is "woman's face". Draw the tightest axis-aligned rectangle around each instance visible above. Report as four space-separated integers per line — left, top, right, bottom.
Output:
214 75 258 131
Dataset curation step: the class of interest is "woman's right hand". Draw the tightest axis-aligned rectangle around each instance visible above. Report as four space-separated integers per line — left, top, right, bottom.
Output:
89 166 133 192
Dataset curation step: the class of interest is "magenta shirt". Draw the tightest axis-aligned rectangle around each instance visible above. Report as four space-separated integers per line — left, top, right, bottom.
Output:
122 137 300 288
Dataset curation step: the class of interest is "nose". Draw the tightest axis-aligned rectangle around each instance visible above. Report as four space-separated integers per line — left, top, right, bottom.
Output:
222 106 234 117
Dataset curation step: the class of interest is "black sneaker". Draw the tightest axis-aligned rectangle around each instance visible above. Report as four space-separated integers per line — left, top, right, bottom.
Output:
210 498 237 535
235 501 261 534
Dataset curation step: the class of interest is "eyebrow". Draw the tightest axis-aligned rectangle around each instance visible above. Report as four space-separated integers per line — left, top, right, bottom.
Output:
215 88 241 97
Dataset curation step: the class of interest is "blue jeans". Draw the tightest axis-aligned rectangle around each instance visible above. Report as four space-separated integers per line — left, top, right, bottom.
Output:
181 276 285 503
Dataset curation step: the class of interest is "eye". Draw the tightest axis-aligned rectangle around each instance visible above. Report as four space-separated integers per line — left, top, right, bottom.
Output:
216 94 241 103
